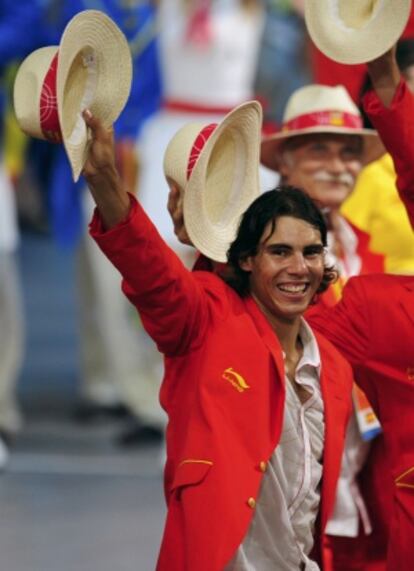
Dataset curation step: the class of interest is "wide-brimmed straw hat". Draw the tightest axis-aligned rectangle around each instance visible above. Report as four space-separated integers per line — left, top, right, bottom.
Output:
305 0 411 65
261 84 383 172
13 10 132 181
163 101 262 263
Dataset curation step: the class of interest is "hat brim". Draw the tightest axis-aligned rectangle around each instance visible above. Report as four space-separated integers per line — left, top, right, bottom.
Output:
305 0 411 65
183 101 262 263
57 10 132 181
260 125 385 172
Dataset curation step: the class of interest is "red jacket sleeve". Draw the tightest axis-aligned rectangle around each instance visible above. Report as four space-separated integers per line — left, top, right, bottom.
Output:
308 277 369 369
363 80 414 229
89 195 213 356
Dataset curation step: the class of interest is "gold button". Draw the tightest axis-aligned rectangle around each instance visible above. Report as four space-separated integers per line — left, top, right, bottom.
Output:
259 461 267 473
247 497 256 509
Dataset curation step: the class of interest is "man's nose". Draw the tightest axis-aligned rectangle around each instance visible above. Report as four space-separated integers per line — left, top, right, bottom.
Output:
326 153 346 173
287 252 308 274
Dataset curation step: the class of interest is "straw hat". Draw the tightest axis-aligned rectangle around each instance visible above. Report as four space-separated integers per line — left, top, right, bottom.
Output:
261 84 383 172
13 10 132 181
305 0 411 65
163 101 262 263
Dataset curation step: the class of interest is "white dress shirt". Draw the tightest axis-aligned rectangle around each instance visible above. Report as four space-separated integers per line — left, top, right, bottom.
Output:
225 320 324 570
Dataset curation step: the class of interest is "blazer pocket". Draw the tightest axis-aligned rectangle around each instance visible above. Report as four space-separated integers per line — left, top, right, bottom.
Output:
395 466 414 490
171 459 213 498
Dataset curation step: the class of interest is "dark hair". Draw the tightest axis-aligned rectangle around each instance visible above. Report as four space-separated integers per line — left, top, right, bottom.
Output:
359 38 414 128
226 186 337 297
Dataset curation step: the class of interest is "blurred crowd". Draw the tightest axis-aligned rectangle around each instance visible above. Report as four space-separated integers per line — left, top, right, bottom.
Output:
0 0 413 497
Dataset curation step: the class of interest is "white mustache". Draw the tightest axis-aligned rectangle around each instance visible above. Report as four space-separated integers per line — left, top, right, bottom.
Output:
312 170 355 187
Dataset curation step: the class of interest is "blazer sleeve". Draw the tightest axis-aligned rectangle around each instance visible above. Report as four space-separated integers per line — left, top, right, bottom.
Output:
308 277 369 368
363 80 414 229
89 195 215 356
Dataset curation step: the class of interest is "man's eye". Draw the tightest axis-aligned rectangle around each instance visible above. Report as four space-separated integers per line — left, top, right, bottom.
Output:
304 246 324 258
269 248 289 257
309 143 327 153
342 148 360 160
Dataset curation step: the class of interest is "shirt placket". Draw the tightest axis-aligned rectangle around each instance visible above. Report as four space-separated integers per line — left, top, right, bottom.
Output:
288 370 318 519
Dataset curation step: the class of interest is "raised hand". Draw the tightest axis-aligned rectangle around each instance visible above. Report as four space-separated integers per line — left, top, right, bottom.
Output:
82 109 131 230
367 45 400 108
167 184 193 246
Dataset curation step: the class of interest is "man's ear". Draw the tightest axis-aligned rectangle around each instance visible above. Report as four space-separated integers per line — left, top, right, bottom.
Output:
239 256 253 272
277 151 292 178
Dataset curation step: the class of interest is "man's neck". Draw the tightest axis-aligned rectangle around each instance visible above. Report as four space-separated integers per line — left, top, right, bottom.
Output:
252 295 302 357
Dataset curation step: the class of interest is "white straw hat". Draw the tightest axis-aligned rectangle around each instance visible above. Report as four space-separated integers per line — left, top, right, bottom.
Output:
261 84 383 171
305 0 411 65
163 101 263 263
13 10 132 181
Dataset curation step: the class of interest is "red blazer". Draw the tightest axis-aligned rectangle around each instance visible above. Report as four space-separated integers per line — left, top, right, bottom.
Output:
91 199 353 571
309 274 414 571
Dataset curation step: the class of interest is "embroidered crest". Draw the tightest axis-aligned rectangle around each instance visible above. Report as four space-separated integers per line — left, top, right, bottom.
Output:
222 367 250 393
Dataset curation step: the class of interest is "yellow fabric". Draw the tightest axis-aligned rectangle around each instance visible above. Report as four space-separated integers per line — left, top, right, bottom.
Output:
341 153 414 274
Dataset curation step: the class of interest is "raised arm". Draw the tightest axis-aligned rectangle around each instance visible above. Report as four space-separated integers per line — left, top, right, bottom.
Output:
83 111 212 356
364 48 414 228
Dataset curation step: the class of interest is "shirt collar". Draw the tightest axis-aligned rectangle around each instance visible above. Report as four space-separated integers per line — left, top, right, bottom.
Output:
298 319 321 372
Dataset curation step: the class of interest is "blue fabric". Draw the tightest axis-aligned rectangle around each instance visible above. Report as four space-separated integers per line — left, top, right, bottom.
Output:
0 0 50 141
39 0 163 248
0 0 48 65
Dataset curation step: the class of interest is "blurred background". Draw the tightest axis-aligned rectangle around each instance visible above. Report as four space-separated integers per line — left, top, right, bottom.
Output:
1 1 414 570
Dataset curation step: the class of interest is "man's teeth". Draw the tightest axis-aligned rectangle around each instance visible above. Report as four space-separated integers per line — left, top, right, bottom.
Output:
278 284 308 293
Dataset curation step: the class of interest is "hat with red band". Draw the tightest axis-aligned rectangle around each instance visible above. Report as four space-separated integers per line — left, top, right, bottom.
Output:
13 10 132 182
260 84 383 172
163 101 263 263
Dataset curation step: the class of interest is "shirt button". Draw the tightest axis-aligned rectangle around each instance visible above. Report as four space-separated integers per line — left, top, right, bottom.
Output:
259 461 267 473
247 497 256 509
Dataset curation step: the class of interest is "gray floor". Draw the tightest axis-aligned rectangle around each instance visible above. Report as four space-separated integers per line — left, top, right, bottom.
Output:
1 229 165 571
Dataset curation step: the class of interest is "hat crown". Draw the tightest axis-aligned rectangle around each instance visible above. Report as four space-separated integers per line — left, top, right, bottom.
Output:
13 46 58 139
163 122 208 190
335 0 383 30
283 84 360 123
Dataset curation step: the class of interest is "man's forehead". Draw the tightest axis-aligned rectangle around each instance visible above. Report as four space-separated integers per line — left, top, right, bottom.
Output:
261 216 323 245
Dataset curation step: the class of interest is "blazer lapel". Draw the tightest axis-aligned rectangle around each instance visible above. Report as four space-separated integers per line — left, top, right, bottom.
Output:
315 332 352 532
243 296 286 381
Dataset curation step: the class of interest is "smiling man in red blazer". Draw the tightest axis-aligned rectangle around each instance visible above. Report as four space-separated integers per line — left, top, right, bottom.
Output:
78 96 357 571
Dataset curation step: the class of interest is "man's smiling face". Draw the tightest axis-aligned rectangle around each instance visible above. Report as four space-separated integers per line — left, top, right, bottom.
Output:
241 215 325 326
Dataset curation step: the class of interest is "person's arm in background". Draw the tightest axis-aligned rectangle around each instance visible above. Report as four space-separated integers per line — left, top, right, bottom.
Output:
308 277 377 408
364 46 414 228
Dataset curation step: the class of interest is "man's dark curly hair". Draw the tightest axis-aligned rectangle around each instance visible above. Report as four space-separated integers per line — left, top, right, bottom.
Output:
225 186 338 297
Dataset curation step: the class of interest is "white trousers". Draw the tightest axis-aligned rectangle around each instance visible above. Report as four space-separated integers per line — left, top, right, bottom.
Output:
0 252 23 433
76 192 166 427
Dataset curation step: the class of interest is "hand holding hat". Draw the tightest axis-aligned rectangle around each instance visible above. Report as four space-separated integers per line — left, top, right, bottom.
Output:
13 10 132 182
82 110 130 231
305 0 411 64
